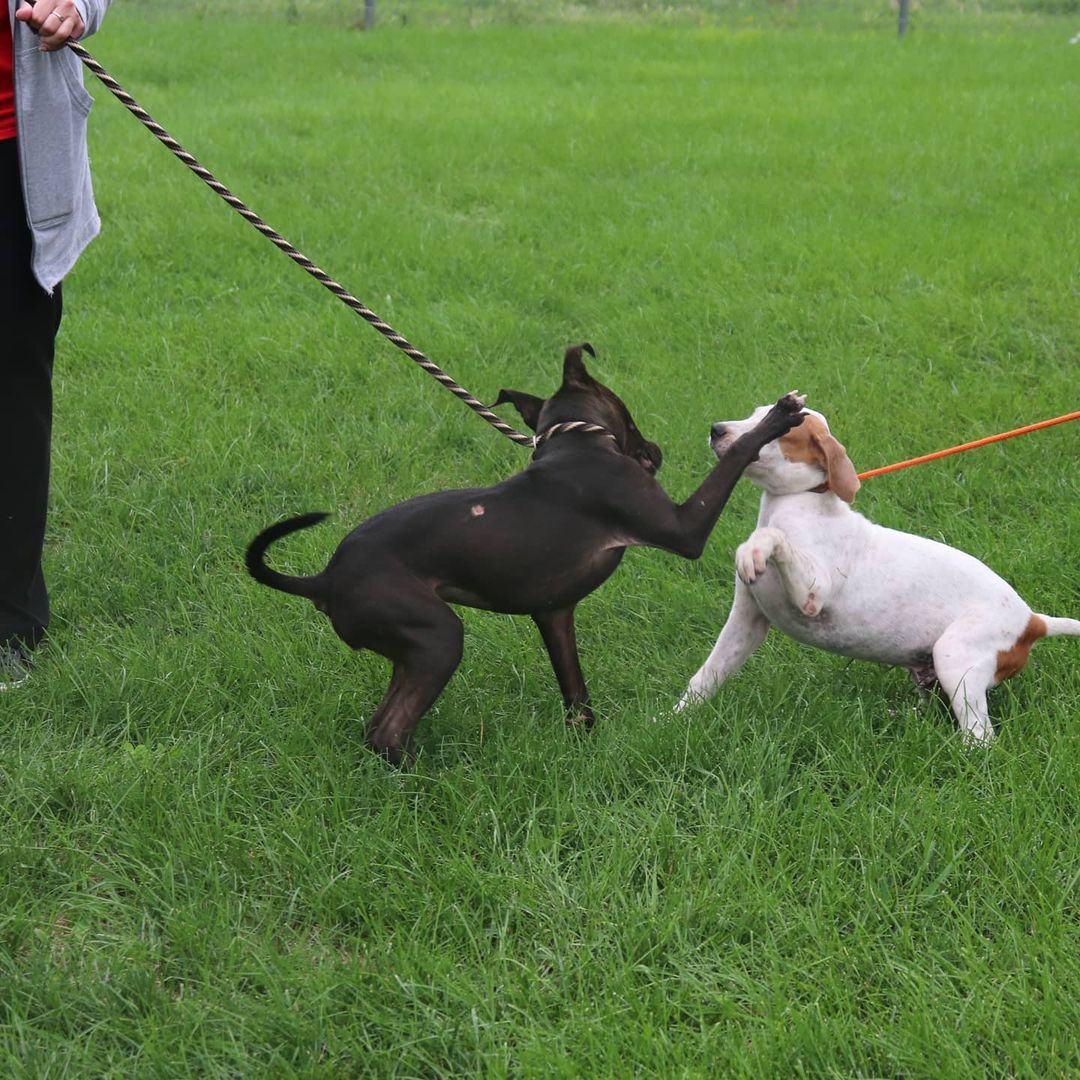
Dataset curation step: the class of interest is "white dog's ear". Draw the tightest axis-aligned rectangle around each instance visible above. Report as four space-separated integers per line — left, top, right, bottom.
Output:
813 430 860 503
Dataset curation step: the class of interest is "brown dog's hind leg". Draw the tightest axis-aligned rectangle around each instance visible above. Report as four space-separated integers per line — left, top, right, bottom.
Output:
363 663 406 740
908 661 939 710
532 607 595 729
331 576 466 766
365 602 465 766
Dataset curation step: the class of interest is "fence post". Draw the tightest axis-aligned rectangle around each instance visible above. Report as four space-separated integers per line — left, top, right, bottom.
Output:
898 0 909 38
365 0 375 30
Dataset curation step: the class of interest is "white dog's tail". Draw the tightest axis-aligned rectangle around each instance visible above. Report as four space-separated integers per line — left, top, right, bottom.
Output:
1040 615 1080 638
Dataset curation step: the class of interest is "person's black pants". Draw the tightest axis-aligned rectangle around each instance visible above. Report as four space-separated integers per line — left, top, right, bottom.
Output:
0 138 63 653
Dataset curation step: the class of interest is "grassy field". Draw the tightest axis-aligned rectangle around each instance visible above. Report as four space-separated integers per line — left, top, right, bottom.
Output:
2 3 1079 1075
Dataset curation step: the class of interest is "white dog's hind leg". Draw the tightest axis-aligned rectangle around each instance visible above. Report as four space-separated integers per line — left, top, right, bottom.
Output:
676 584 770 710
932 627 997 744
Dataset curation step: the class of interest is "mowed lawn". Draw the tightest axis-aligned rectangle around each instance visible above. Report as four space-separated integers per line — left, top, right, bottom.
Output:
2 5 1079 1075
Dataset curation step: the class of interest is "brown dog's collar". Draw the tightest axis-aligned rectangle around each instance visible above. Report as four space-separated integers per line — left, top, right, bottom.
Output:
809 482 830 494
534 421 619 448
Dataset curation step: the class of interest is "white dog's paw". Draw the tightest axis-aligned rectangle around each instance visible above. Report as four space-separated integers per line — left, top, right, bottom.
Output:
736 542 766 584
671 683 711 714
960 723 995 746
736 527 782 584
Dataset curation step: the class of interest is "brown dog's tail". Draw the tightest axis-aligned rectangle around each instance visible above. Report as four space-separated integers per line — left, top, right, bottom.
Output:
246 512 330 601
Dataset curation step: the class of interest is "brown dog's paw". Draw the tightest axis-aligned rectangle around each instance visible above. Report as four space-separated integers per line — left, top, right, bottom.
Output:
565 705 596 730
760 392 807 436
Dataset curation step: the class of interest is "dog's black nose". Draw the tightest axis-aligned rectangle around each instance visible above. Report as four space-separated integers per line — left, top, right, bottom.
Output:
711 422 727 439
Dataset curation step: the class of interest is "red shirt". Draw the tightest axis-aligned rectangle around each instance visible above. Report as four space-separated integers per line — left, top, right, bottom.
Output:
0 0 15 140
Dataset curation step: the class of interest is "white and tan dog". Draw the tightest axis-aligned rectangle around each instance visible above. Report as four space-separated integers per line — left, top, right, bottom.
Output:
677 406 1080 742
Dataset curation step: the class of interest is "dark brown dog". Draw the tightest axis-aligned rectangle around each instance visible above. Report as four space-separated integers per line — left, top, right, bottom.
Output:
247 344 805 764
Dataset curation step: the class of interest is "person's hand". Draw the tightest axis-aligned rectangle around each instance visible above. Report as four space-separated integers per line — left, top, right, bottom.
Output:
15 1 85 52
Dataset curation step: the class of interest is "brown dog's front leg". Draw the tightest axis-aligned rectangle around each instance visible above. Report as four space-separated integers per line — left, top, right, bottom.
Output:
678 392 805 554
645 392 806 559
532 607 595 729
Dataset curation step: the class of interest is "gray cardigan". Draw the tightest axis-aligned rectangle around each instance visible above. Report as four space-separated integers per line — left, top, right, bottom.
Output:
10 0 111 292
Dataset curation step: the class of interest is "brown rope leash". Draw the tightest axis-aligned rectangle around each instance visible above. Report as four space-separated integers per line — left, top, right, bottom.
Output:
66 40 535 449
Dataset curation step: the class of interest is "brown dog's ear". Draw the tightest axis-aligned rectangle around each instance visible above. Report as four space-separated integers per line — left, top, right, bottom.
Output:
813 430 861 503
493 388 544 432
562 342 596 389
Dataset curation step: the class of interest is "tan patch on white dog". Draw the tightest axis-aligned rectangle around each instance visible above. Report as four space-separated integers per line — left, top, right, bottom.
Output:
779 415 860 503
995 614 1047 684
778 415 829 468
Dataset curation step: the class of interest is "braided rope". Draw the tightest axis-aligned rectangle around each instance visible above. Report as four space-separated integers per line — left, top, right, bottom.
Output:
68 41 535 448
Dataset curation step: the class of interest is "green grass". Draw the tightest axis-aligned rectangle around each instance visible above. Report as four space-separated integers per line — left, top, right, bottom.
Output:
3 5 1079 1075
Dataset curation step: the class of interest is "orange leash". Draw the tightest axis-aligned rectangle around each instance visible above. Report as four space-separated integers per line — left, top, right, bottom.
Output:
857 410 1080 481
